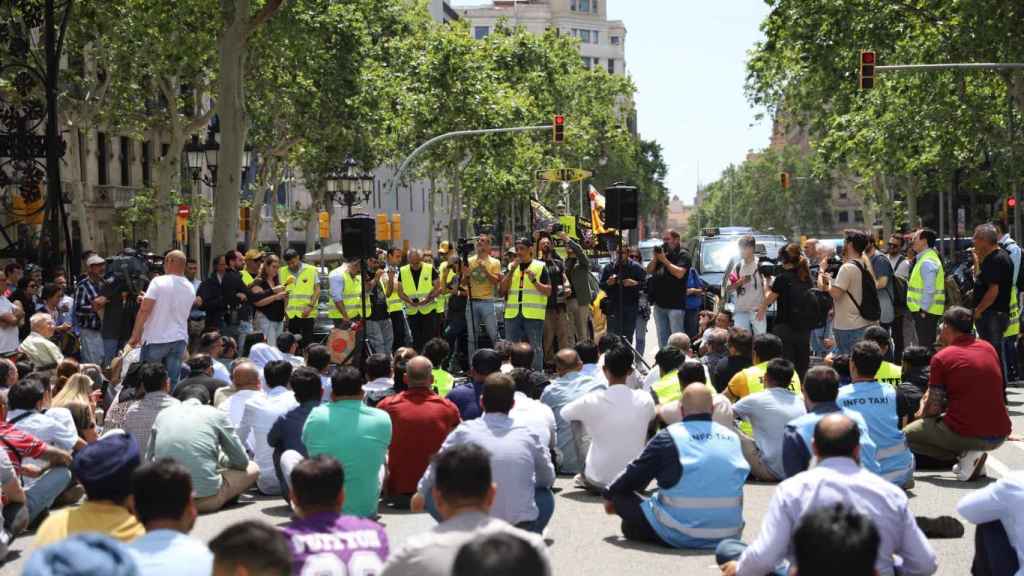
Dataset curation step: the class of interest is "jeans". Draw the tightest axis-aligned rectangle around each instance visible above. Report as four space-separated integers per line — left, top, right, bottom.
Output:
287 317 316 348
25 466 72 524
653 306 686 348
1003 335 1019 384
79 328 104 365
407 312 437 353
444 311 467 371
102 337 123 367
774 322 811 382
607 307 639 346
715 539 788 576
973 520 1020 576
425 485 554 535
833 326 867 355
237 319 253 351
635 310 649 356
913 311 940 351
733 310 766 336
365 319 394 356
254 314 284 347
810 318 833 357
466 299 500 359
607 492 666 546
543 307 576 365
506 316 545 371
976 309 1009 396
684 309 701 339
142 339 187 387
566 298 592 343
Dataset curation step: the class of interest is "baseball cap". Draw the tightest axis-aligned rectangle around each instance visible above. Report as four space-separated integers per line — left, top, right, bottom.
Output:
438 241 451 254
86 255 106 267
514 237 533 248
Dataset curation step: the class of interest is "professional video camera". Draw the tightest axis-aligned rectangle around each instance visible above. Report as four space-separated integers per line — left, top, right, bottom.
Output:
824 255 842 277
457 237 475 264
757 256 780 278
104 248 151 298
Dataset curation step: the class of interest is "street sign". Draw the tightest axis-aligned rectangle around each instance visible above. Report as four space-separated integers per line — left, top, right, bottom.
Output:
539 168 592 183
177 204 190 218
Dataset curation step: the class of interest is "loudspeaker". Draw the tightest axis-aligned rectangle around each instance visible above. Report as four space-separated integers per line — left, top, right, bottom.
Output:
605 184 639 230
341 216 376 260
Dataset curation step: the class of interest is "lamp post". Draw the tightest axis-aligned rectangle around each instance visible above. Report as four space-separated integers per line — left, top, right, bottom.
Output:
327 156 375 217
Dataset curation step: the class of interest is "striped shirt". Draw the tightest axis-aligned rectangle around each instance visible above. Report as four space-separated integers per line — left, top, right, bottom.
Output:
73 277 103 330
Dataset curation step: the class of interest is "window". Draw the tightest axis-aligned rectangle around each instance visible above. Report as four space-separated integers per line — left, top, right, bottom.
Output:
119 137 131 186
581 56 592 69
611 35 620 46
592 0 598 12
607 59 615 74
854 210 864 223
97 132 109 186
837 211 849 223
579 29 590 43
474 26 489 39
579 0 590 12
570 0 577 10
592 30 598 44
142 141 152 186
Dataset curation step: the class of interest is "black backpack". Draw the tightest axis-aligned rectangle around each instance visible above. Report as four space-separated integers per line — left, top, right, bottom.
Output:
796 287 832 330
848 260 882 322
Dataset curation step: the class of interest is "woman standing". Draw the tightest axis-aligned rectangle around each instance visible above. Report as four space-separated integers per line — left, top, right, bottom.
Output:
758 243 814 380
250 254 288 344
684 266 705 339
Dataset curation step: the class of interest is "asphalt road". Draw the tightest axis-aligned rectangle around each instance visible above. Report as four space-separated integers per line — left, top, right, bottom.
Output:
3 320 1023 575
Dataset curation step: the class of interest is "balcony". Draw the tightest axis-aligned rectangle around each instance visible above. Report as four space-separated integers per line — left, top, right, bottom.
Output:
93 185 145 208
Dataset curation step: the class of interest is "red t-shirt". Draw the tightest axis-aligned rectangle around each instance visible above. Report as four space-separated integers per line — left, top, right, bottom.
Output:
929 336 1011 438
377 388 461 495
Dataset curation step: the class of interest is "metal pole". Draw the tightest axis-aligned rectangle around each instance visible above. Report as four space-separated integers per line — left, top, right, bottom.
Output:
876 63 1024 72
938 177 945 261
1012 88 1021 242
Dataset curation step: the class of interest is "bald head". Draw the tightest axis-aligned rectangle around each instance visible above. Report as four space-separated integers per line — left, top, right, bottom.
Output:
667 332 691 354
406 356 434 388
555 349 581 375
231 361 260 390
164 250 187 274
813 413 861 462
679 382 713 416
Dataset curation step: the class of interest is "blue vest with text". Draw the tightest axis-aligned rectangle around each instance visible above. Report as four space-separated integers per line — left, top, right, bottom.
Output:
836 381 914 486
789 409 881 476
641 419 749 549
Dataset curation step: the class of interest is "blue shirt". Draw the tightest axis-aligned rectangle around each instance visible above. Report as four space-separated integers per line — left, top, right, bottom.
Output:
917 249 941 312
781 402 879 478
837 380 914 486
446 380 484 421
268 400 318 491
418 413 555 526
127 529 213 576
540 371 604 474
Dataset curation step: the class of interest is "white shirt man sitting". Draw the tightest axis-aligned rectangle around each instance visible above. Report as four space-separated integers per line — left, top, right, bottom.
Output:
18 313 63 369
237 360 297 496
220 361 264 451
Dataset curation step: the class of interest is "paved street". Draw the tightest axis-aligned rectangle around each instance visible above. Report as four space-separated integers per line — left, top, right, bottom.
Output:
3 318 1023 574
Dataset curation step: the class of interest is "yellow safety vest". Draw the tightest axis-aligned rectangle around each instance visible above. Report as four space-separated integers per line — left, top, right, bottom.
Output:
280 264 318 319
385 272 404 313
737 361 802 435
433 368 454 397
1006 288 1020 338
328 267 370 319
875 361 903 387
907 249 945 315
504 260 547 321
241 269 255 286
435 262 457 315
400 264 435 316
652 369 681 404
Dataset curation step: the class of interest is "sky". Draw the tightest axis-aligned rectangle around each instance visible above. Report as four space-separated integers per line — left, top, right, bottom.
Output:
450 0 774 204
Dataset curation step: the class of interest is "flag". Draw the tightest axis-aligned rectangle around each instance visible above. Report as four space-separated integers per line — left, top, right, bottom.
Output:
531 200 558 230
589 185 614 235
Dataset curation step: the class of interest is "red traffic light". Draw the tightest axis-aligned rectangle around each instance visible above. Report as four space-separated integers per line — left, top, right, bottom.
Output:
861 52 875 65
1009 197 1017 208
553 115 565 144
554 115 565 126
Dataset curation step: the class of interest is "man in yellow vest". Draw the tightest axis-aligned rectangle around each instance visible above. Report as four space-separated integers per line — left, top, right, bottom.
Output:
279 248 319 346
398 249 439 352
328 258 370 325
501 237 552 372
907 228 944 349
386 247 412 350
724 333 801 402
864 325 902 387
241 249 262 286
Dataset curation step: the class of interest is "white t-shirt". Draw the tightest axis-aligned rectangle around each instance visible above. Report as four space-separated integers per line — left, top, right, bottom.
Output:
0 296 18 354
734 259 765 312
142 274 197 344
560 384 655 487
832 259 873 331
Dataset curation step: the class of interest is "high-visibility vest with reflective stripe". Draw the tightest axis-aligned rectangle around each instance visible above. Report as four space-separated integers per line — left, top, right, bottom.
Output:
875 361 902 388
652 370 681 404
789 408 880 477
400 264 435 316
1006 288 1020 338
736 361 802 435
280 264 318 319
836 380 914 487
435 261 456 314
504 260 547 321
241 270 255 286
386 273 404 313
328 268 370 319
433 368 454 397
907 249 945 315
641 420 749 549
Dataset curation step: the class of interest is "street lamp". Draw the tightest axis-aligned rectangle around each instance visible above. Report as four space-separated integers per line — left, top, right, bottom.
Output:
328 156 375 216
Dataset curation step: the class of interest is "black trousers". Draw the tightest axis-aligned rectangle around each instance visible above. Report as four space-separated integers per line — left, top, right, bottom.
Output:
286 317 315 348
774 323 811 382
913 312 940 352
407 312 437 353
973 521 1020 576
609 492 668 547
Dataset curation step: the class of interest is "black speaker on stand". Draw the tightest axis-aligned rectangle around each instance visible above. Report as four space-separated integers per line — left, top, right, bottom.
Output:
605 183 639 230
341 216 376 368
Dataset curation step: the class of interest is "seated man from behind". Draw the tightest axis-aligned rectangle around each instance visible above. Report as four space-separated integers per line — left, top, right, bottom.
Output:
383 443 550 576
540 348 603 475
864 325 902 387
447 349 503 421
509 342 549 399
127 459 213 576
123 362 180 456
837 340 915 488
649 346 686 404
415 373 556 535
717 414 936 576
34 433 144 546
603 383 750 549
238 360 297 496
782 365 879 479
904 306 1011 480
423 338 455 397
643 332 691 391
269 366 322 497
148 384 258 514
377 356 461 509
562 345 655 492
302 366 392 518
304 344 334 402
363 352 396 406
210 520 292 576
452 531 551 576
958 471 1024 575
177 354 228 401
281 455 389 575
656 360 736 431
220 361 264 448
791 504 881 576
731 358 806 482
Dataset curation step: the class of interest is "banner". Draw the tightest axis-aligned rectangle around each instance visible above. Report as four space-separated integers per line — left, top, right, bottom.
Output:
589 185 614 235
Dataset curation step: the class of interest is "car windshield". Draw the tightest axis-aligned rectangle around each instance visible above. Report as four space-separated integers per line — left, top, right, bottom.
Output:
701 240 740 273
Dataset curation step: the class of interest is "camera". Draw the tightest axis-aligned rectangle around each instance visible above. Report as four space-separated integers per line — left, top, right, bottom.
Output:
757 256 780 278
653 244 664 254
457 238 475 264
825 255 842 277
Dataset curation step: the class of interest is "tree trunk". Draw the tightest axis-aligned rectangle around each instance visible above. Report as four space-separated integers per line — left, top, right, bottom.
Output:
271 199 287 256
68 127 97 254
213 8 249 258
153 124 185 254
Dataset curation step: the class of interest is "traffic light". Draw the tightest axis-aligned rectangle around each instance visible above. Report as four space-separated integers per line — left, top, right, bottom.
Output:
859 50 876 90
376 213 391 241
553 114 565 144
780 172 791 190
1009 197 1017 209
318 211 330 239
239 206 250 232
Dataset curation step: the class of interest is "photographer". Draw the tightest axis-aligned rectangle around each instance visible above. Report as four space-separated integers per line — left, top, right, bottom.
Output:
464 235 502 361
563 231 596 344
99 250 149 365
821 229 879 355
646 229 690 348
727 235 766 336
539 235 574 368
759 244 814 380
442 251 469 370
599 245 646 346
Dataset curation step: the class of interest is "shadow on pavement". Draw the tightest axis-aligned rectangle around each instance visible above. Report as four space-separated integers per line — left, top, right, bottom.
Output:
601 535 713 557
261 504 295 519
559 489 604 503
916 474 995 490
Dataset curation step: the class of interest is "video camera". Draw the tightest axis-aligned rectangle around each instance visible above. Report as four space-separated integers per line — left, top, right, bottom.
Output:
757 256 780 278
457 238 475 264
104 248 152 298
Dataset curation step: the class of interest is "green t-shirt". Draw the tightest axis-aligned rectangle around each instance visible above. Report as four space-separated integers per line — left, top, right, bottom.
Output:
301 399 392 517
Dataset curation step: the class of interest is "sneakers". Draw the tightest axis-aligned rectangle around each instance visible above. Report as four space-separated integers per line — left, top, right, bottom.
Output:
953 451 987 482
